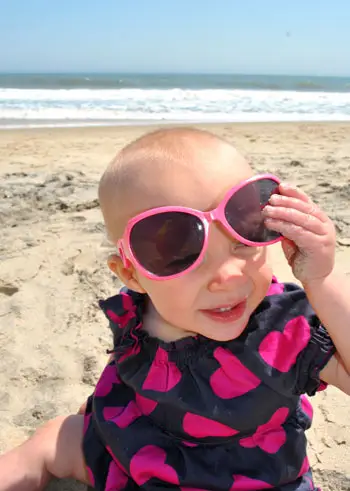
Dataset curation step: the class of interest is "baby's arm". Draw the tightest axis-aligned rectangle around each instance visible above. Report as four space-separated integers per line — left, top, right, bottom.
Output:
0 414 90 491
264 183 350 395
305 273 350 394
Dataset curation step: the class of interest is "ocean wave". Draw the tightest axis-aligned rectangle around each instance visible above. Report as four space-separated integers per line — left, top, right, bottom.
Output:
1 73 350 92
295 81 324 90
2 87 350 124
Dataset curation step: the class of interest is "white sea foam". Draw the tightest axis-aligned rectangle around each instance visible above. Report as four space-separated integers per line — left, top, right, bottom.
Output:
1 87 350 127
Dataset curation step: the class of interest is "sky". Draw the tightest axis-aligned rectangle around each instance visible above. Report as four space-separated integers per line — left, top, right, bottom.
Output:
0 0 349 76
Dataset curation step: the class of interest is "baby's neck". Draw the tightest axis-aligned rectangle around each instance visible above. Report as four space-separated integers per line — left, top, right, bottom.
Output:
143 299 196 343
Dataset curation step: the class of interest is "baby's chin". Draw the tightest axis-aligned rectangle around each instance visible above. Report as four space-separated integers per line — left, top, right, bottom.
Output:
197 312 250 342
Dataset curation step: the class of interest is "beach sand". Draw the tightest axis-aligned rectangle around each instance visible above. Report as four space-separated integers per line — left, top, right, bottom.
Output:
0 122 350 490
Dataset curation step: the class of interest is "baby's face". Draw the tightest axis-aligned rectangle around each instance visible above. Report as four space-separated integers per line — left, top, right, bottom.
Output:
107 137 273 342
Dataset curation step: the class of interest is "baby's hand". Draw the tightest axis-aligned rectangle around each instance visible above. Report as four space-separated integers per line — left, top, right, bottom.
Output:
263 183 336 285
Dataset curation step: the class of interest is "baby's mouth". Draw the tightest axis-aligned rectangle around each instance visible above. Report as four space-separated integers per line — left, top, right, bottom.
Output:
201 299 247 323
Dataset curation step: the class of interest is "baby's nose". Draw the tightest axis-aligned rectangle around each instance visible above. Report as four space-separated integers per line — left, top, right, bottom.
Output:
206 225 246 292
207 255 246 292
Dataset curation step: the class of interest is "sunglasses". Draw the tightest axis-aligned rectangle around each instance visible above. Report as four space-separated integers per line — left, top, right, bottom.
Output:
117 174 282 280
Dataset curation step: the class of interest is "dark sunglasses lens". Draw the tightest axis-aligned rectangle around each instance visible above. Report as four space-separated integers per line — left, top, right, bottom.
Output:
130 212 205 277
225 179 281 243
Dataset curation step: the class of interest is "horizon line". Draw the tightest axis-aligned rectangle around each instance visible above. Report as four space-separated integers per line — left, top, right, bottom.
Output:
0 71 350 79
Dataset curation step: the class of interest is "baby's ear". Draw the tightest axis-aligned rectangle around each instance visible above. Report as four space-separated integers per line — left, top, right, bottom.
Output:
107 254 146 293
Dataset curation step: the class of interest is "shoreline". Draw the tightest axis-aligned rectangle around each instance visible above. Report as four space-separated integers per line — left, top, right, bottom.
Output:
2 118 350 132
2 119 350 136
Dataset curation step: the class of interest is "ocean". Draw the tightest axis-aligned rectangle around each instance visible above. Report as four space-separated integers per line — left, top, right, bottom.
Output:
1 72 350 128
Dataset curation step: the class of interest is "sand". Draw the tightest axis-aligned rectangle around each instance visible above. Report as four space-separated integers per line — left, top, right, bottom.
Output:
0 122 350 491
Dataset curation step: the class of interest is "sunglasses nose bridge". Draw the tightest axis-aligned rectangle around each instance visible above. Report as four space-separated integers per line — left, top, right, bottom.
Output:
207 208 225 228
208 208 219 221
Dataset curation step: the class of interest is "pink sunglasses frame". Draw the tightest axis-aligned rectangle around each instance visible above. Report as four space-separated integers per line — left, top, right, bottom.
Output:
117 173 282 280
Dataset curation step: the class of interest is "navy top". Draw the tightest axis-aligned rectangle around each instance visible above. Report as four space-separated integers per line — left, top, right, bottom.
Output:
83 277 335 491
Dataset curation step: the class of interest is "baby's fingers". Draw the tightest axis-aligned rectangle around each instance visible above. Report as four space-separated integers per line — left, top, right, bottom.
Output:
278 183 312 204
263 205 326 236
268 193 329 224
264 218 322 249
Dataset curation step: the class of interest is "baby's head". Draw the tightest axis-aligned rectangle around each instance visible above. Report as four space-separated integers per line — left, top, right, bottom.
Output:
99 127 276 342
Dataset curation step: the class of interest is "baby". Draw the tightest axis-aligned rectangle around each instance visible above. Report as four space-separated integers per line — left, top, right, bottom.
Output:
1 127 350 491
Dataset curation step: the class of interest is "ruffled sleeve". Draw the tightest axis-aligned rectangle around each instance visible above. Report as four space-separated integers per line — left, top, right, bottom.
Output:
294 323 335 395
281 282 336 396
247 280 336 397
98 287 146 354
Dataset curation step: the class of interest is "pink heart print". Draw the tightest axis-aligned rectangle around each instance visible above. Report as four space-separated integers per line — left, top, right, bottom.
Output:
300 395 313 419
106 309 135 329
130 445 179 485
240 407 289 454
106 293 136 327
135 393 158 415
266 279 284 296
142 347 182 392
298 456 310 477
95 363 121 398
210 347 261 399
103 395 157 428
258 316 311 372
231 474 273 490
86 466 95 488
183 412 239 438
105 459 129 491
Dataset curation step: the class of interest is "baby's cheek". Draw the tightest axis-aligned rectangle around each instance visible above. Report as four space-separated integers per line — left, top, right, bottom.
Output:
165 286 198 322
155 282 191 315
251 262 273 305
166 291 193 317
263 268 274 292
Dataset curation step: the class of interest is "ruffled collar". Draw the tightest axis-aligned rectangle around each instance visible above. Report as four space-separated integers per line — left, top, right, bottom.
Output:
98 277 282 366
